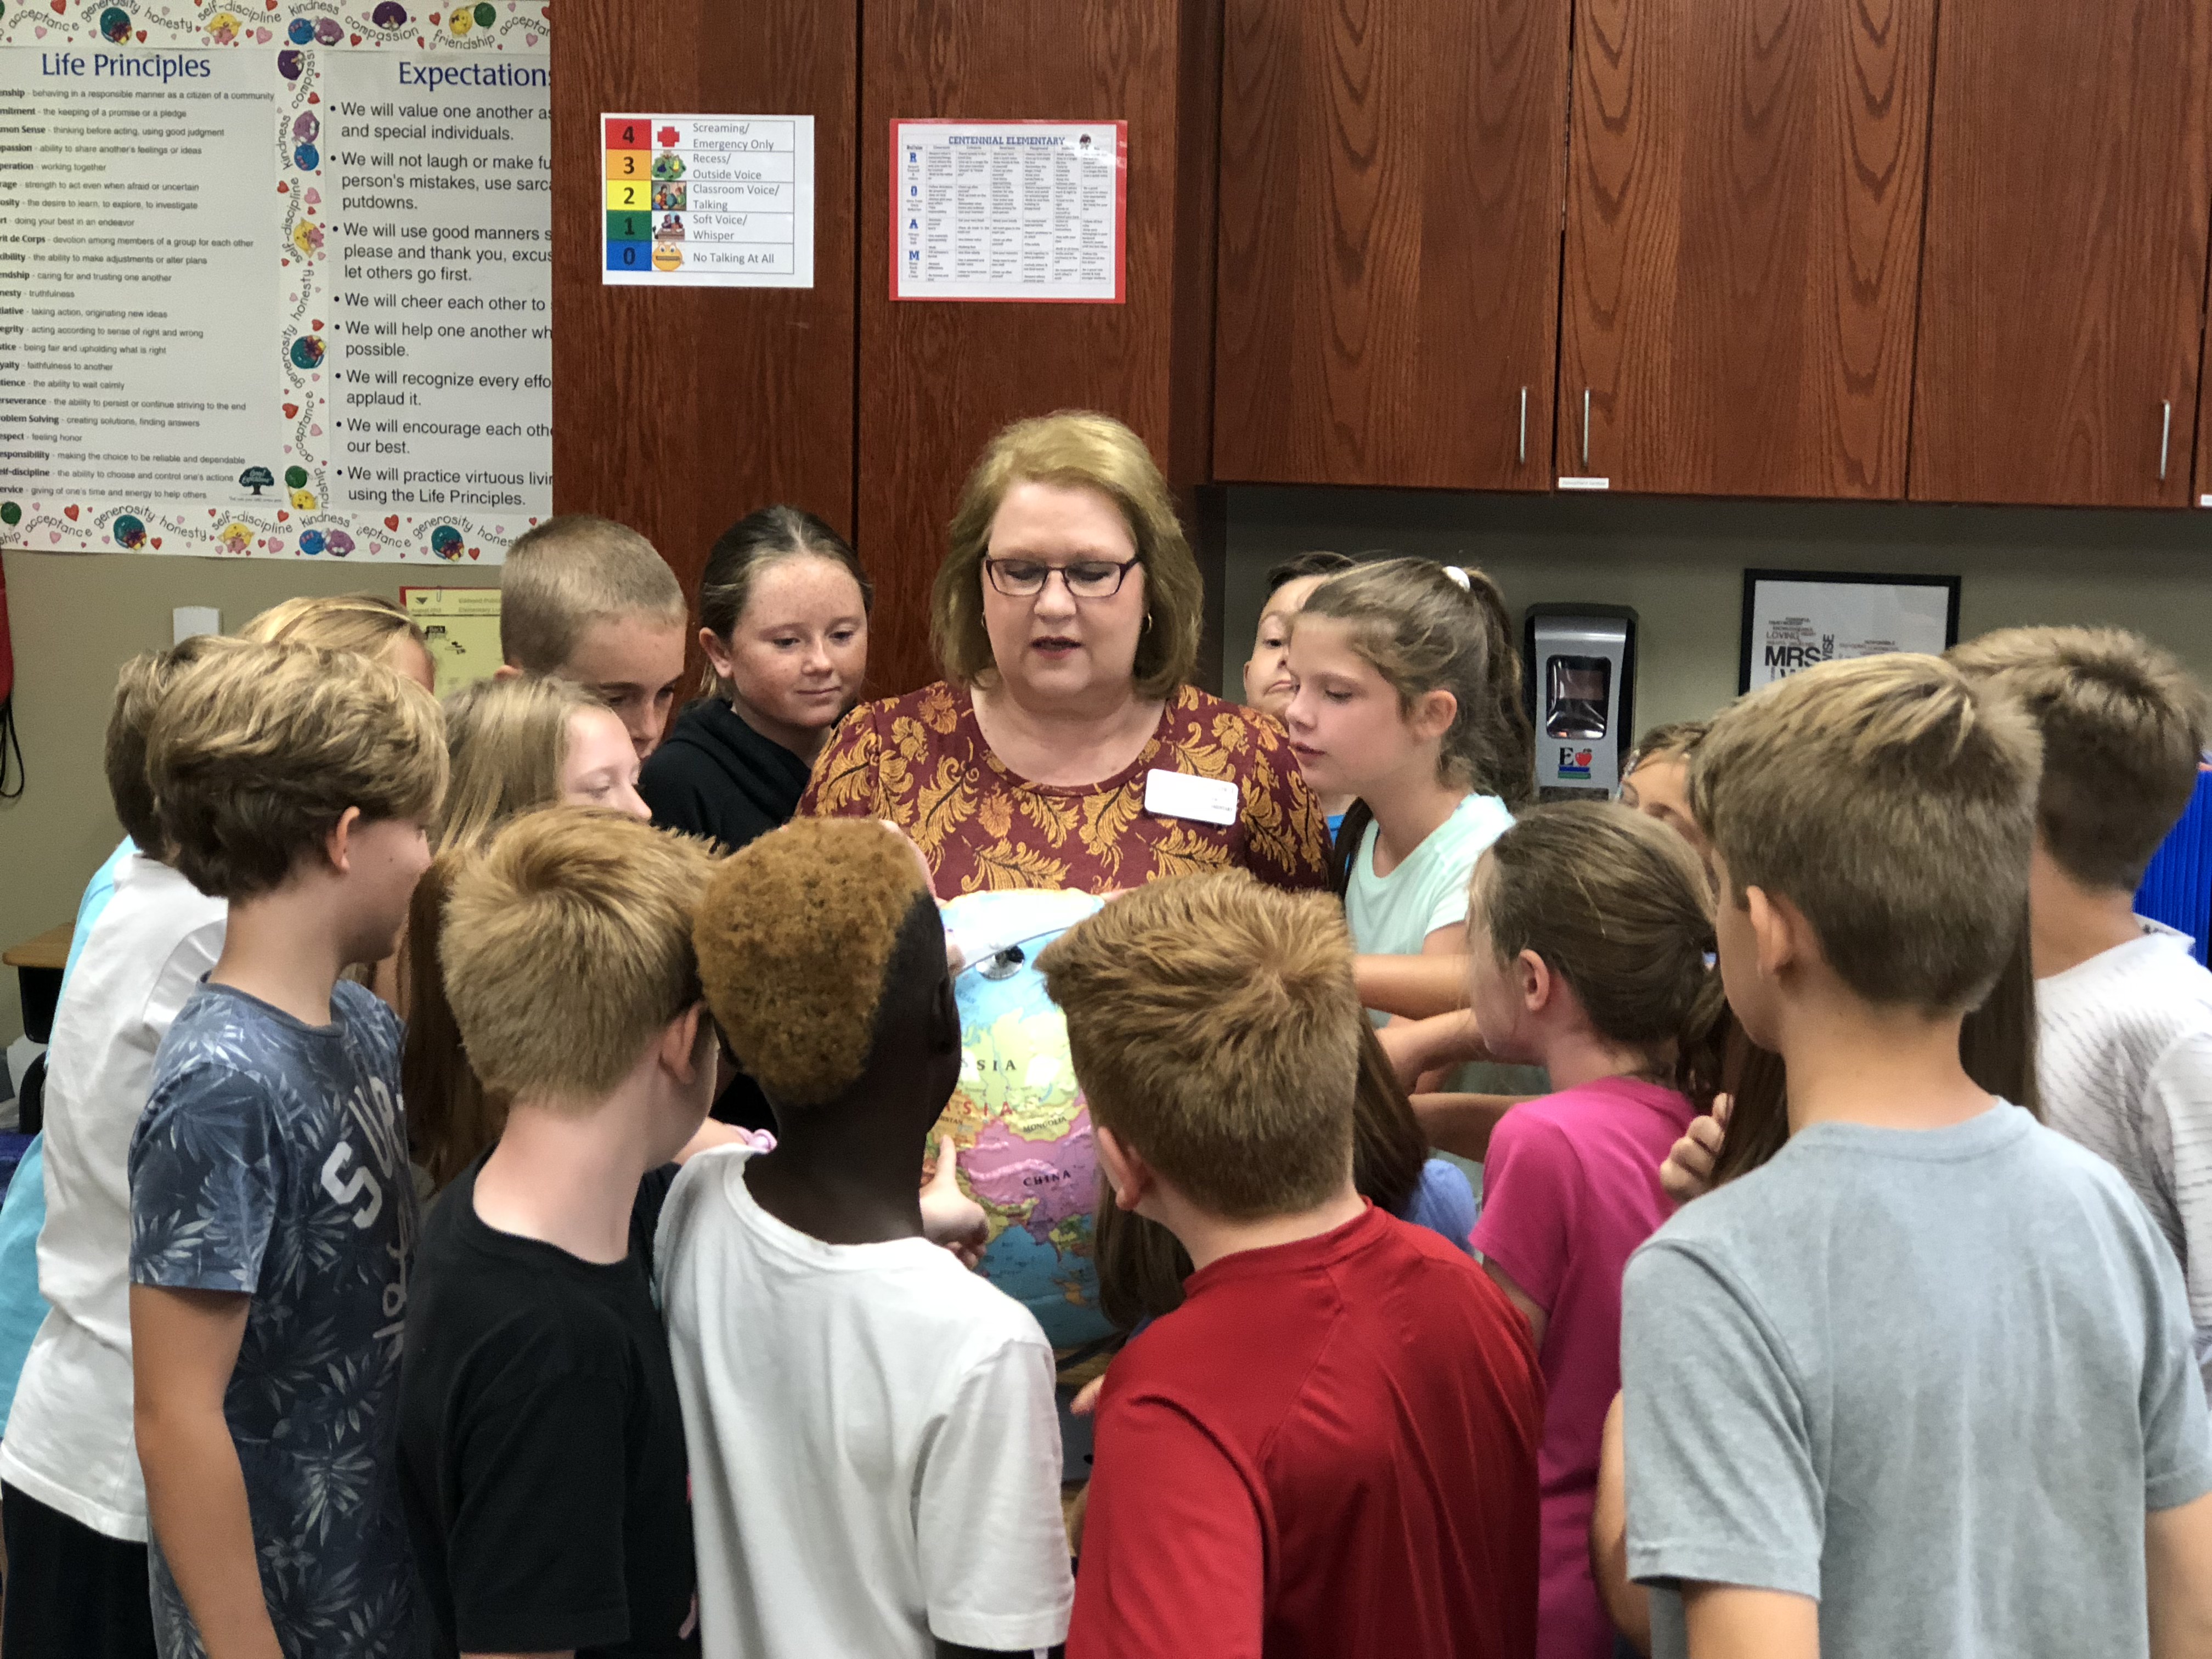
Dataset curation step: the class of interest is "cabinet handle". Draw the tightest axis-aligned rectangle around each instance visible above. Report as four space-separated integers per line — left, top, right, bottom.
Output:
2160 400 2173 482
1582 389 1592 469
1519 388 1528 466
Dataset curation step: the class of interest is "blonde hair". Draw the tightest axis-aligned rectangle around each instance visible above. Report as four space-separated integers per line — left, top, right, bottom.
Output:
1949 626 2209 891
1037 871 1360 1220
1298 557 1533 804
439 808 716 1108
434 674 601 855
1473 802 1729 1107
240 592 426 663
1626 719 1711 776
934 411 1201 698
694 819 933 1108
405 674 606 1187
146 641 447 900
1691 653 2041 1012
500 515 686 674
105 635 249 856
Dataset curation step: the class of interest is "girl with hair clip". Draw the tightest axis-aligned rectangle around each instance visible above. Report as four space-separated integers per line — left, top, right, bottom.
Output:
404 675 662 1194
641 505 871 852
1282 557 1532 1031
1457 802 1725 1659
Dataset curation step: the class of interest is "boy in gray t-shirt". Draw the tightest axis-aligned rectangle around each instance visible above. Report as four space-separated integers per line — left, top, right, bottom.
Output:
1623 654 2212 1659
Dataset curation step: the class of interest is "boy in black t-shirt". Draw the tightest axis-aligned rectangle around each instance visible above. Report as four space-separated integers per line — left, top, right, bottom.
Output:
398 807 723 1658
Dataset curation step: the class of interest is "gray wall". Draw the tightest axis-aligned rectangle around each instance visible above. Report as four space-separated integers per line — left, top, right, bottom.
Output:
1220 488 2212 728
0 550 494 1047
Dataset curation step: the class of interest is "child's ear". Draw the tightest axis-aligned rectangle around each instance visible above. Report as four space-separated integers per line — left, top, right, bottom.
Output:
323 805 364 874
1093 1124 1152 1213
1745 885 1804 980
1515 948 1550 1013
661 1002 709 1083
698 626 734 678
1413 687 1459 744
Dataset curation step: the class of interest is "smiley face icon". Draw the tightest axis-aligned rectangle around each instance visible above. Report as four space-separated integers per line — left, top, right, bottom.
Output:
652 242 684 272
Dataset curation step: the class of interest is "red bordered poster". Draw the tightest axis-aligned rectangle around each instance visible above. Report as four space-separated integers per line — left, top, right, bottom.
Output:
890 119 1127 303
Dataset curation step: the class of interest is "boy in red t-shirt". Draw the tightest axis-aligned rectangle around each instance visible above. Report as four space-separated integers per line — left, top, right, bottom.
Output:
1039 872 1544 1659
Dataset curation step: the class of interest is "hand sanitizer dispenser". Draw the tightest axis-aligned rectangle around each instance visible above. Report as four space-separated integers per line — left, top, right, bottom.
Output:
1523 604 1638 800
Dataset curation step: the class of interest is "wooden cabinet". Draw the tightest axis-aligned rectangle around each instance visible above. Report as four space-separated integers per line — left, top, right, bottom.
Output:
551 2 859 610
857 0 1221 697
1912 1 2212 508
1212 0 1571 489
553 0 862 610
1556 0 1934 497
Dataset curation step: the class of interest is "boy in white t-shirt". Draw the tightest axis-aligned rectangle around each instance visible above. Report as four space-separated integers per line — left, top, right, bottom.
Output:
0 637 238 1659
1953 625 2212 1390
662 817 1073 1658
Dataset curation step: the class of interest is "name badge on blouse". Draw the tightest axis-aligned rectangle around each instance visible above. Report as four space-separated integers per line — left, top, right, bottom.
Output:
1144 768 1238 827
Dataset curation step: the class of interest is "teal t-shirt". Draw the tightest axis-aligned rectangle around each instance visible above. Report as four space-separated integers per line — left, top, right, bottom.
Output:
0 836 136 1434
1345 792 1514 963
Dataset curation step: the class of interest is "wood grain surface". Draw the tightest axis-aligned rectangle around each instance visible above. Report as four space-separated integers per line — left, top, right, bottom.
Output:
551 1 858 658
1914 0 2212 507
857 0 1220 697
1215 0 1572 489
1558 0 1933 496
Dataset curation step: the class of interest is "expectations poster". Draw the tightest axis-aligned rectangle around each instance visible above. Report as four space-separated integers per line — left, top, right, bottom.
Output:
0 1 552 564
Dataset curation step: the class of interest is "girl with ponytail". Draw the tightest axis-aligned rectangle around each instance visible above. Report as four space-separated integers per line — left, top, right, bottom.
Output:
1458 800 1722 1659
1283 557 1532 1029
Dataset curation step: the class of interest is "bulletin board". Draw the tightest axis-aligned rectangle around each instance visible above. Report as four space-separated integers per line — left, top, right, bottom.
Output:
0 1 555 566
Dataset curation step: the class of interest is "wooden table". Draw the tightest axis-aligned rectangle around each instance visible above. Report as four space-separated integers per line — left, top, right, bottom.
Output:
4 923 72 1045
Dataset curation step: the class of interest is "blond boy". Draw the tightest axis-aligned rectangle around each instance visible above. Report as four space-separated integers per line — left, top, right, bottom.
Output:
1622 655 2212 1659
128 642 444 1659
1951 626 2212 1392
1039 873 1543 1659
500 514 689 758
398 809 717 1659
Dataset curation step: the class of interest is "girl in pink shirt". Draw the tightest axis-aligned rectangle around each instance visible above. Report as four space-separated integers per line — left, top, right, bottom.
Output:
1465 802 1726 1659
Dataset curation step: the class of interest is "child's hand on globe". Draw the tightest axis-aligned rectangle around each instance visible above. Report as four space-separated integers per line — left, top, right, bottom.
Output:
921 1135 989 1268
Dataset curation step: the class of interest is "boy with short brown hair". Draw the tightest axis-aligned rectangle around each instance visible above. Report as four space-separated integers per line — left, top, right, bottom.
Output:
500 514 689 758
1623 654 2212 1659
1951 624 2212 1391
399 808 719 1659
128 640 445 1659
1037 871 1542 1659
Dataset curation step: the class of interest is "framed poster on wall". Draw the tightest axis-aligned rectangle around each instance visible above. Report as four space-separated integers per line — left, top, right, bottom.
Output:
1739 570 1961 693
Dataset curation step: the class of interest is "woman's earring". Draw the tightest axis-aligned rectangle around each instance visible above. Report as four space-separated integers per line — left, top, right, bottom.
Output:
1142 610 1155 634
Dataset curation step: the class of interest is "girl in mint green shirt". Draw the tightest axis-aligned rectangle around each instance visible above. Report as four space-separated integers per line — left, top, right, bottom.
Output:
1284 558 1537 1150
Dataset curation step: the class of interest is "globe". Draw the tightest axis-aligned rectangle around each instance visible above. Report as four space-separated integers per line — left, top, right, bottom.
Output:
936 889 1111 1363
937 889 1113 1471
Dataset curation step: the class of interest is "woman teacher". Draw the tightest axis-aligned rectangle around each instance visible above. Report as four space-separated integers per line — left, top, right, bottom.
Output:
801 410 1330 891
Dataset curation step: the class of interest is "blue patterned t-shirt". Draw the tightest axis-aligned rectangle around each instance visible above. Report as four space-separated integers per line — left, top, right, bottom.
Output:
129 979 417 1659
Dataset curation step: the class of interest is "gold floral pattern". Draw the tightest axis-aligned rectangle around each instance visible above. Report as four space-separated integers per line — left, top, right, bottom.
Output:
798 681 1333 896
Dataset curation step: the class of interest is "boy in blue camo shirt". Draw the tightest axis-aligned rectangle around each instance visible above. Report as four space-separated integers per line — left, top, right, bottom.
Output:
128 639 445 1659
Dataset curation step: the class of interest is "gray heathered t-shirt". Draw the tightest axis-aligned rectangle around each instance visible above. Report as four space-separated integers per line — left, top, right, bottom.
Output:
1622 1102 2212 1659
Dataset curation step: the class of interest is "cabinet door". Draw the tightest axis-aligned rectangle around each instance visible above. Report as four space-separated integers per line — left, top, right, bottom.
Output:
1913 2 2212 507
552 1 858 605
1214 0 1571 489
858 0 1220 697
1558 0 1933 496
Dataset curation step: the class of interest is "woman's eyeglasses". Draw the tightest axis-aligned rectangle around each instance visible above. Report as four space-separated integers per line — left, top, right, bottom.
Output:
982 556 1140 600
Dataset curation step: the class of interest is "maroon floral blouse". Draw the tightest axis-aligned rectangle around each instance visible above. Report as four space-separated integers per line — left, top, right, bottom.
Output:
798 680 1332 894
